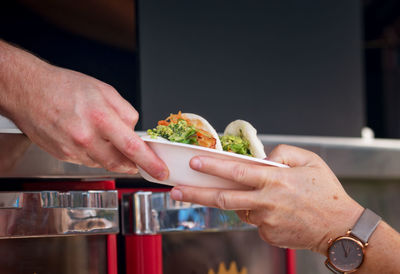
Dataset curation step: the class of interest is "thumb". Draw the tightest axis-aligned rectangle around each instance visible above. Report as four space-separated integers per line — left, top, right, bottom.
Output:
266 144 319 167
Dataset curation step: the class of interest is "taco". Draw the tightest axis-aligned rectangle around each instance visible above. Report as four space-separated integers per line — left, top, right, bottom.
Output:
221 120 266 159
147 111 222 150
147 112 266 159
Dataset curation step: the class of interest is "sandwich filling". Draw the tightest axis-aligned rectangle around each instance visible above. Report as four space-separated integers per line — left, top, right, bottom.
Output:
220 134 252 157
147 111 217 149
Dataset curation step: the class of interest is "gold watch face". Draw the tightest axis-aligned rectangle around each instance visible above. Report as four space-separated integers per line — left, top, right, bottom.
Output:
328 236 364 272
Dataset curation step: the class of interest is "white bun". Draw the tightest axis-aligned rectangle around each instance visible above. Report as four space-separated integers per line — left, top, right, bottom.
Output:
182 113 223 151
223 120 266 159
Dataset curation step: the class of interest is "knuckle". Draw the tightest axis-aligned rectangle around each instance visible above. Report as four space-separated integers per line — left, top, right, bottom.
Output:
258 227 273 245
258 224 280 247
267 168 285 188
232 164 247 183
266 201 277 212
124 136 141 157
59 146 73 159
89 109 108 128
215 191 227 210
83 160 99 168
309 150 321 161
71 131 93 148
259 199 276 212
98 82 114 91
275 144 289 154
104 160 122 171
126 110 139 127
265 215 279 229
132 109 139 121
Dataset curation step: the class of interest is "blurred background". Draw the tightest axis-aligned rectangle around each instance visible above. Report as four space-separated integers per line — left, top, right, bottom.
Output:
2 0 400 273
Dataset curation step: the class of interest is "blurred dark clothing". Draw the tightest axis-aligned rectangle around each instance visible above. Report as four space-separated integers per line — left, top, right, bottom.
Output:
1 1 140 125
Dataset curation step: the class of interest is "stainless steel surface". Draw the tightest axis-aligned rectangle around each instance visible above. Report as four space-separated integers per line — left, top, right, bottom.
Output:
0 235 107 274
0 192 23 208
2 130 400 178
260 134 400 179
0 132 138 178
122 191 253 235
132 191 154 234
0 190 119 239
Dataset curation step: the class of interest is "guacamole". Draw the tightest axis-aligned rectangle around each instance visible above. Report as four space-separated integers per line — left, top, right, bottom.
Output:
220 135 252 157
147 119 199 144
148 114 252 156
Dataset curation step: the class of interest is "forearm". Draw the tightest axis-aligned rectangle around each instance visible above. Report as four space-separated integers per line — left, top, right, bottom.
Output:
0 40 52 121
355 221 400 273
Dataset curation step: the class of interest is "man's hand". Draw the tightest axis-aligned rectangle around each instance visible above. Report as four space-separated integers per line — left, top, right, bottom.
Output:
0 41 168 179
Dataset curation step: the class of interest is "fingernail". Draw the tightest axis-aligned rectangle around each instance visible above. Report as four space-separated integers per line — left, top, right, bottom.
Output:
118 166 132 173
128 168 139 175
190 157 202 170
170 188 183 201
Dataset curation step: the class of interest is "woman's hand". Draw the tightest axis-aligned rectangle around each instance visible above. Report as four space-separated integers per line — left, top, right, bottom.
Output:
0 41 168 179
170 144 363 254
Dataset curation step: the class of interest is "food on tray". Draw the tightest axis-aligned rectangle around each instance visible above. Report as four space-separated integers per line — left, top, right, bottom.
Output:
147 111 266 159
222 120 266 159
147 111 222 150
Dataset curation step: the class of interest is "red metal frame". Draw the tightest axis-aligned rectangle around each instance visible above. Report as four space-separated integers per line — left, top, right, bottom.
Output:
21 180 116 191
286 249 296 274
125 234 163 274
107 234 118 274
118 188 169 274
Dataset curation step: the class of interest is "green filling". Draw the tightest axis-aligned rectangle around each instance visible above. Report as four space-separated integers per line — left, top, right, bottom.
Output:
148 119 253 157
220 135 252 157
147 120 198 145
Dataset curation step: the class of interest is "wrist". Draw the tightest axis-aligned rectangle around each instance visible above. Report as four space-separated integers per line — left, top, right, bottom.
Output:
316 200 364 255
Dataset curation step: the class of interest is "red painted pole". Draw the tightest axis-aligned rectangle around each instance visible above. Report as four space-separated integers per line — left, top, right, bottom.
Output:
286 249 296 274
125 234 163 274
107 234 118 274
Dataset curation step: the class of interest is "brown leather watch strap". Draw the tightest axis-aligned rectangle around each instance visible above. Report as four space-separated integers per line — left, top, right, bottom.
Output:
351 208 381 244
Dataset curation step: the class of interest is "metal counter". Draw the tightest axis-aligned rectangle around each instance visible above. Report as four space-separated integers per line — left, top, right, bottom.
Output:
0 190 119 238
121 191 252 235
2 131 400 179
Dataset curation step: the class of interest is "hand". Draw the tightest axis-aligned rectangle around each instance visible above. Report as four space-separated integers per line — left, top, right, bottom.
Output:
1 44 168 179
170 144 363 254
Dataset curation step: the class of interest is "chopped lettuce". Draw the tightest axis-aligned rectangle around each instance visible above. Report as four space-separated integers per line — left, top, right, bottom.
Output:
148 118 253 157
147 120 199 144
220 135 252 157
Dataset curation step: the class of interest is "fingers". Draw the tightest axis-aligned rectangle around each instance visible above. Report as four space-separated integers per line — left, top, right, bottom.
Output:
81 154 102 168
267 144 319 167
170 186 260 210
189 156 281 189
87 139 138 174
102 85 139 128
99 112 169 180
236 210 262 226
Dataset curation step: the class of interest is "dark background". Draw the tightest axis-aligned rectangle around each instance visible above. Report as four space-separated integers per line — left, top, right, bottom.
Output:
2 0 400 138
137 0 363 136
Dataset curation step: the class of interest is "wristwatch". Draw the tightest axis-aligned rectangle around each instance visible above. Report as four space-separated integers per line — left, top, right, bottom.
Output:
325 208 381 273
